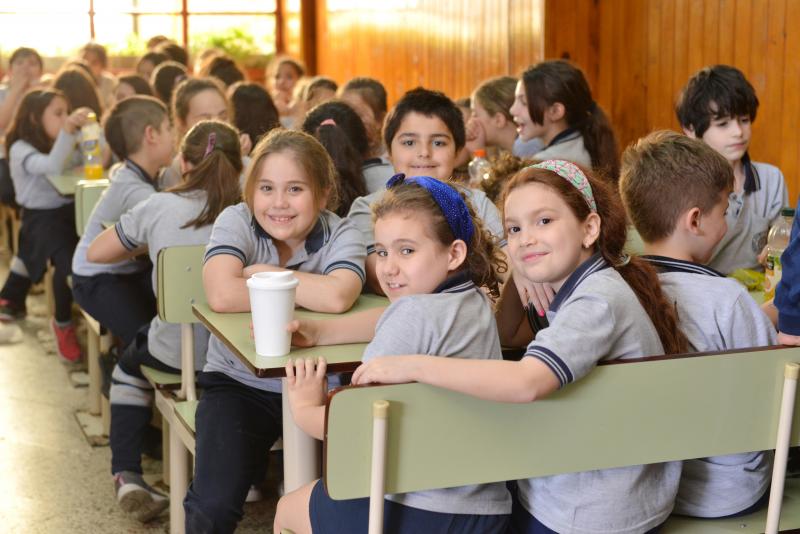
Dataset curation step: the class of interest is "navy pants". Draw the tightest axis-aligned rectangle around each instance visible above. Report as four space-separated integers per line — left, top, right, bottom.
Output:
183 371 283 534
110 325 179 474
72 268 156 347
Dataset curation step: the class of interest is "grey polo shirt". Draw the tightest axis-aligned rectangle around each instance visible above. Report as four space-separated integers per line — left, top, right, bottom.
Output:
362 157 395 194
202 203 366 392
115 190 212 370
518 254 681 534
362 273 511 516
9 130 80 209
532 130 592 169
643 255 776 518
709 161 788 274
72 160 156 277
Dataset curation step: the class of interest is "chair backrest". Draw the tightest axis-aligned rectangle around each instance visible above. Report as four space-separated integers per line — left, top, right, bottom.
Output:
156 245 207 324
324 346 800 500
74 179 109 236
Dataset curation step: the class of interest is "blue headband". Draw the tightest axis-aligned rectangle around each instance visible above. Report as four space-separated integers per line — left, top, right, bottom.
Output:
386 174 474 245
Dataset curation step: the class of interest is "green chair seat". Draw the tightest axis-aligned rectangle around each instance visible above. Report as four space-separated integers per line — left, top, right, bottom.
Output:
141 365 182 390
174 400 197 433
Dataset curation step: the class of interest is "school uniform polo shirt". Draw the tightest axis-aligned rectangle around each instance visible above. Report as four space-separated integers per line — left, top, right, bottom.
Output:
643 255 776 518
202 202 367 392
709 161 788 275
9 129 80 209
72 160 156 277
362 157 395 194
362 272 511 516
115 190 213 370
518 254 680 534
532 129 592 170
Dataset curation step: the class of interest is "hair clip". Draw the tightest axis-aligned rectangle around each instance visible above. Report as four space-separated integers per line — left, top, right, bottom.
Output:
203 132 217 158
319 118 336 127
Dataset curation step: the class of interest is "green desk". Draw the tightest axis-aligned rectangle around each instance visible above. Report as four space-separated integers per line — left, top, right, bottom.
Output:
47 168 107 196
192 293 388 492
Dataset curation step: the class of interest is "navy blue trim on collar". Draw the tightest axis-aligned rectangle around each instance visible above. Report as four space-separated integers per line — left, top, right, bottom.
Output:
124 159 157 185
544 127 580 150
250 214 330 255
362 157 385 168
432 271 475 294
641 255 725 277
742 152 760 195
549 253 610 313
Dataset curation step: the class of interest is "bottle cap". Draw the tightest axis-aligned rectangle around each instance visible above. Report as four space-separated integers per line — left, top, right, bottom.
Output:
473 149 486 158
87 112 97 122
781 207 795 217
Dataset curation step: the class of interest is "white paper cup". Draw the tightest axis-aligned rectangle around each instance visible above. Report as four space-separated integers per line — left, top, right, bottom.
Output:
246 271 299 357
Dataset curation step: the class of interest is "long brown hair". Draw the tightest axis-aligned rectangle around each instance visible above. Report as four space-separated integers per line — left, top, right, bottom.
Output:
6 89 65 155
372 181 507 298
53 67 102 117
168 120 242 229
502 166 688 355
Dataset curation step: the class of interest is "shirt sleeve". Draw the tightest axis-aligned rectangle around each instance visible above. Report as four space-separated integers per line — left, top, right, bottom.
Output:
725 290 778 348
362 298 432 361
116 195 154 250
321 218 366 283
524 294 616 387
346 192 377 254
203 205 254 265
775 196 800 334
20 129 77 176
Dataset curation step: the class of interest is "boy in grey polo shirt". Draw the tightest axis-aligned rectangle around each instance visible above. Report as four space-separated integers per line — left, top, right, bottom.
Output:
620 130 777 518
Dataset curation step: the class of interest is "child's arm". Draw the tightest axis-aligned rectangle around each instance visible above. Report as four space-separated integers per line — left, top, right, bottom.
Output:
86 225 147 263
203 254 251 312
352 354 560 403
285 357 329 440
22 108 91 176
288 306 385 347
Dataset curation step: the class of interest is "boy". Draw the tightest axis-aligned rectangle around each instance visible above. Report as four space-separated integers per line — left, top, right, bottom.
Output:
620 130 776 518
675 64 788 275
347 87 506 294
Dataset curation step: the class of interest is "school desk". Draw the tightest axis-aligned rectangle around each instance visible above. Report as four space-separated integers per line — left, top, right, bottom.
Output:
47 167 107 196
192 293 388 492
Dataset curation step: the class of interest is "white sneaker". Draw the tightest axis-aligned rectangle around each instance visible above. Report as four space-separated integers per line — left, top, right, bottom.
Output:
114 471 168 522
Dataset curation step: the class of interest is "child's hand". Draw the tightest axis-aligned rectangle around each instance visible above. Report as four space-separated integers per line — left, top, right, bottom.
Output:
286 357 328 412
515 276 555 317
239 133 253 157
287 319 320 347
778 332 800 346
757 245 768 267
466 117 486 147
65 107 93 134
351 356 421 386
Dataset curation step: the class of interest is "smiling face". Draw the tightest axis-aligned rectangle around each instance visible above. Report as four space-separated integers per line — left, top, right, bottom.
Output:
374 211 458 301
251 151 326 250
41 95 69 141
504 182 598 292
509 80 545 142
388 112 456 182
696 114 752 165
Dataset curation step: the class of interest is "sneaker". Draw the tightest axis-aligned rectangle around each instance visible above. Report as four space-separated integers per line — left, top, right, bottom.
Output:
113 471 169 523
0 298 25 321
50 320 82 363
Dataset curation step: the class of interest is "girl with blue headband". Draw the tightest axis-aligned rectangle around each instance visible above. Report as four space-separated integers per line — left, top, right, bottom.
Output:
275 176 509 534
351 161 690 534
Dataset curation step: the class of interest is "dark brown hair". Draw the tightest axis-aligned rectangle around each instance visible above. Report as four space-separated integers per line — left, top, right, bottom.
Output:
171 77 228 127
104 96 168 160
53 67 102 117
117 74 154 97
152 61 188 105
619 130 734 242
6 89 65 155
522 60 619 181
9 47 43 70
502 165 688 355
155 41 188 66
341 77 388 122
199 56 245 87
372 181 506 297
229 81 280 147
168 120 243 228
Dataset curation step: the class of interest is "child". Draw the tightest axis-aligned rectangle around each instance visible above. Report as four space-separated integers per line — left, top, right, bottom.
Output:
510 60 619 181
114 74 154 102
136 51 167 82
79 42 117 111
183 129 366 533
267 56 305 126
676 65 788 275
275 177 511 534
86 120 243 522
620 130 776 518
347 87 506 294
228 81 280 150
301 100 369 216
339 77 395 190
154 40 189 67
351 160 688 533
53 66 103 119
71 96 174 347
151 60 187 105
0 89 90 360
198 55 245 88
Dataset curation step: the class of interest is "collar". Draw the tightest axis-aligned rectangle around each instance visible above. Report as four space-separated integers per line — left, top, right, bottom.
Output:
362 157 385 168
250 213 330 255
544 127 580 150
549 253 610 313
641 255 725 277
432 271 475 294
742 152 760 195
124 159 157 186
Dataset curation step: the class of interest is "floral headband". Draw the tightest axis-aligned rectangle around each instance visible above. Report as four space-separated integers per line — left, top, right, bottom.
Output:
532 159 597 213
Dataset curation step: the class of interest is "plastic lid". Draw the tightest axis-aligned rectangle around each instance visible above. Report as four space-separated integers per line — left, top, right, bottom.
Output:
246 271 299 290
87 112 97 122
781 207 795 217
473 149 486 158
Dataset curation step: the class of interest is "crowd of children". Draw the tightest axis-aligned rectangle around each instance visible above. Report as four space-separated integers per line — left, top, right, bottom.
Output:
0 35 793 533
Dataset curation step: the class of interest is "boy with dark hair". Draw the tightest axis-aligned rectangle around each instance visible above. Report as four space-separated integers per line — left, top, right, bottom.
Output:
675 64 788 274
620 130 776 518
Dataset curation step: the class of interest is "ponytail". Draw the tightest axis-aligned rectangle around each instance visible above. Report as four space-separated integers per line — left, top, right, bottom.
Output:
579 104 620 183
315 122 367 216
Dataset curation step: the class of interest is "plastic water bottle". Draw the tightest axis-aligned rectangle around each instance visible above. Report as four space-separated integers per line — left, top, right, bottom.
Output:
764 207 795 300
468 149 492 187
81 112 103 180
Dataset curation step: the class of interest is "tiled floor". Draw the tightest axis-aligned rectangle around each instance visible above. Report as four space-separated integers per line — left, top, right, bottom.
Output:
0 282 279 533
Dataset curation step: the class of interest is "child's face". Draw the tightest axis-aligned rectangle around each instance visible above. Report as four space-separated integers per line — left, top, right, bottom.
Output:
510 80 542 142
137 59 155 81
690 191 730 264
696 115 752 165
374 212 461 301
151 118 176 167
41 96 69 141
9 54 42 83
252 151 325 249
470 97 501 143
274 64 299 94
389 112 456 182
81 50 103 79
114 81 136 103
183 89 228 134
504 182 598 292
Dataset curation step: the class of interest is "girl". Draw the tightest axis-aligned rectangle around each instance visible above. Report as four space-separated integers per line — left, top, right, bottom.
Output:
275 176 510 534
510 60 620 182
302 100 369 216
136 51 167 82
352 161 688 534
151 60 187 105
114 74 154 102
0 89 90 361
198 55 245 88
267 55 305 127
228 81 280 150
53 66 103 119
183 129 366 534
86 120 243 522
